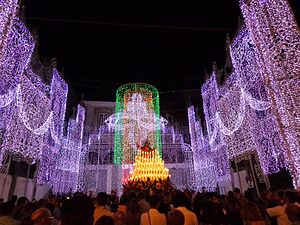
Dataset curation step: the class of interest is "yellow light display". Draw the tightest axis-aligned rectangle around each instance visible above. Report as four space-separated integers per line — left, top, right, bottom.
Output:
129 144 170 182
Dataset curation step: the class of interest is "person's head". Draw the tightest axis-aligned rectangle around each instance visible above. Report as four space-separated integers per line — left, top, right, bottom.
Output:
61 195 94 225
147 195 160 209
0 201 14 216
10 195 18 204
119 194 129 206
284 191 297 204
114 211 125 225
111 190 116 197
244 189 256 202
286 203 300 222
127 198 140 214
137 192 147 201
277 190 285 199
17 196 28 207
95 215 114 225
211 194 221 204
97 192 108 206
31 207 53 225
233 187 241 199
172 191 187 208
45 203 55 214
167 210 184 225
227 191 234 198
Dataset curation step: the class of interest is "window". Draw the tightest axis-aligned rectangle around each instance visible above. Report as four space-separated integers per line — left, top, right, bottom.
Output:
97 112 109 126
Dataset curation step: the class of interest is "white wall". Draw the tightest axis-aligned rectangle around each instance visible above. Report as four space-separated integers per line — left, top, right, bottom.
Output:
0 173 12 201
0 174 50 201
233 170 251 193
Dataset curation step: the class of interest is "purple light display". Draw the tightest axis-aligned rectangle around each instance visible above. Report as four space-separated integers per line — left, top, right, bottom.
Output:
50 69 68 144
37 69 68 185
0 9 84 193
0 15 36 165
188 0 300 190
0 0 18 60
0 16 35 94
240 0 300 187
51 104 85 193
0 0 299 194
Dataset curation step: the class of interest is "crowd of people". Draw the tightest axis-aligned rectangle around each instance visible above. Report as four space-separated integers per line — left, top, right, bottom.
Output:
0 187 299 225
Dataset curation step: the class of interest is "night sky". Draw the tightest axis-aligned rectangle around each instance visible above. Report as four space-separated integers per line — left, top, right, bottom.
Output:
22 0 300 104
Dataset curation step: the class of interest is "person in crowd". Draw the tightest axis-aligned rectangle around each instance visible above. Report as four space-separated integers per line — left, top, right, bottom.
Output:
207 194 227 225
12 197 29 220
240 201 266 225
277 190 285 205
31 207 54 225
95 215 115 225
140 194 166 225
266 191 297 225
258 191 279 225
44 203 58 225
60 195 94 225
94 192 114 224
124 198 140 225
52 199 61 221
233 188 244 206
109 190 119 213
172 191 198 225
167 209 184 225
9 196 18 207
113 211 125 225
192 192 203 222
223 191 243 225
137 193 150 214
285 203 300 225
117 194 129 214
20 202 38 225
0 201 18 225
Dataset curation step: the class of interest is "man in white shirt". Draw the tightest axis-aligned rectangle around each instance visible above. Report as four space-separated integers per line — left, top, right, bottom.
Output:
93 192 114 224
172 191 198 225
266 191 297 225
140 195 166 225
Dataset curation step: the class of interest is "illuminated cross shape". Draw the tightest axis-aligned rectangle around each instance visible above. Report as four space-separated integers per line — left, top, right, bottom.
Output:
114 83 162 165
123 93 158 132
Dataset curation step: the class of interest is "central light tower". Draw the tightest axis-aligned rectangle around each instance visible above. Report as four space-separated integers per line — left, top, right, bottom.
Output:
113 83 162 165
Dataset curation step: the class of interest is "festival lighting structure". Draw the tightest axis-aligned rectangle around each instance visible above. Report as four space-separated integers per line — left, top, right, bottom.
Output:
51 104 85 193
114 83 162 165
37 69 69 184
129 142 170 182
49 69 68 146
0 16 35 95
0 0 18 60
228 25 287 174
240 0 300 186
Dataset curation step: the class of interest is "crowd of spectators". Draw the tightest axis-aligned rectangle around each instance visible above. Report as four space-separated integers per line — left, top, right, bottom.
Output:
0 187 299 225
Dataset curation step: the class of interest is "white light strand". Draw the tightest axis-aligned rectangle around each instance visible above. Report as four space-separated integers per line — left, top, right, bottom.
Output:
16 85 52 135
216 88 246 136
244 89 271 111
0 86 15 108
216 88 271 136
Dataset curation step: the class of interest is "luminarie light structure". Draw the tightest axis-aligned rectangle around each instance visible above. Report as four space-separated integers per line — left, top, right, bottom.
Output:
0 0 18 61
114 83 162 165
240 0 300 187
129 142 170 182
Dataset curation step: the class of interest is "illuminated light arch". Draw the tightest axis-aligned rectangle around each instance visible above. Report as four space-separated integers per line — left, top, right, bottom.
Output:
114 83 162 165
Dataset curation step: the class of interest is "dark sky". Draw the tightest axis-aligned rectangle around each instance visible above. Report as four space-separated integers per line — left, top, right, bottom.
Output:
23 0 300 103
